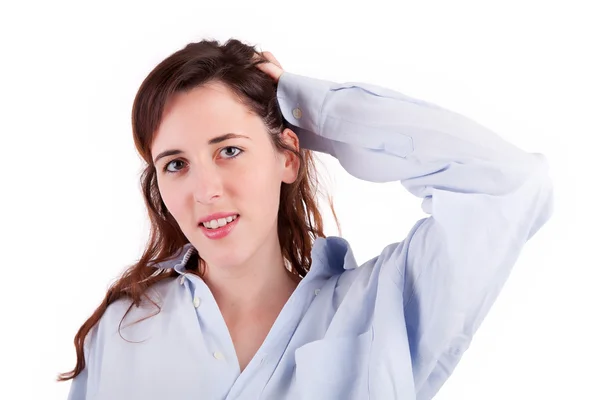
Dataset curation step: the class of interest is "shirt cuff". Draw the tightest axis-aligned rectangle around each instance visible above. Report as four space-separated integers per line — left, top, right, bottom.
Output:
276 71 333 134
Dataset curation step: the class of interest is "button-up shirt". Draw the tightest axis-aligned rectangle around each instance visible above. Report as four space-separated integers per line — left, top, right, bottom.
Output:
67 71 554 400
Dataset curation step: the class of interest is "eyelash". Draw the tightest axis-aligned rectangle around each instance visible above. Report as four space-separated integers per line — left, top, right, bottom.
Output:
162 146 244 174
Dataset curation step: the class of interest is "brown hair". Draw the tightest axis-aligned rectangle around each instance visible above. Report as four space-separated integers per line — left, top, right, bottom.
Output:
57 38 340 382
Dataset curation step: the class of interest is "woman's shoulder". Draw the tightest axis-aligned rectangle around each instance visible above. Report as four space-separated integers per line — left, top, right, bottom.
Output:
95 276 180 338
77 276 181 391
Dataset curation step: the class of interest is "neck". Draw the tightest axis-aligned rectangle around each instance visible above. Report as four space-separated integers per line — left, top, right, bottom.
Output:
198 237 300 318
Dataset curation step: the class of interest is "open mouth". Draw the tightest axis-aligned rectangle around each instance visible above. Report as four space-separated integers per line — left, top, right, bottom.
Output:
199 214 240 230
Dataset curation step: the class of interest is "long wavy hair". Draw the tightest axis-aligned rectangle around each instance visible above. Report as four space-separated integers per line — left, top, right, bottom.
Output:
57 38 340 382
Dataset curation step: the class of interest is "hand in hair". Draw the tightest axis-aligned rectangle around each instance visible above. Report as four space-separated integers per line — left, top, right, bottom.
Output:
255 51 284 83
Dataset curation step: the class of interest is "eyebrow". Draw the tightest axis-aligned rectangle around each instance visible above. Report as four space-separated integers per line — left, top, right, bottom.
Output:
153 133 250 164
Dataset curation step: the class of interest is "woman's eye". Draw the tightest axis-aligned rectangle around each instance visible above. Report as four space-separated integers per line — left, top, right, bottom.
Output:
164 159 186 174
220 146 243 159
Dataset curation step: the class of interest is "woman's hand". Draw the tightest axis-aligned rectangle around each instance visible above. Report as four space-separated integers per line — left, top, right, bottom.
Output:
255 51 284 83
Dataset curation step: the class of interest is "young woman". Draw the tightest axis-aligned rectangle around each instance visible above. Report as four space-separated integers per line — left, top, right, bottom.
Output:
59 38 553 399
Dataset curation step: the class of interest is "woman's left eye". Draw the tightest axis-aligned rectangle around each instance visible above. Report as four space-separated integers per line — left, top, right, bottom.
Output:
220 146 243 159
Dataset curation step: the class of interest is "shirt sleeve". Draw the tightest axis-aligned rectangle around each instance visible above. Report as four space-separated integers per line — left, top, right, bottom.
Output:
276 71 554 399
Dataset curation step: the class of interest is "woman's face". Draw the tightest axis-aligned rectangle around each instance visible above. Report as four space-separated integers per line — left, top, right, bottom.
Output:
151 82 299 270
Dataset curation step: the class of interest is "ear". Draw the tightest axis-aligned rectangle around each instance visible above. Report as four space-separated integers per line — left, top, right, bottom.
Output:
279 128 301 184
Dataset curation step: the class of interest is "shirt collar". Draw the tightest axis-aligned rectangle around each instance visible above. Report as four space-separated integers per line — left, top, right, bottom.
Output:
312 236 359 274
150 242 197 275
149 236 359 277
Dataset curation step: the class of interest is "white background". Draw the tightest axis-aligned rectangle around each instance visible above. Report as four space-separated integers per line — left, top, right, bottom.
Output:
0 0 598 399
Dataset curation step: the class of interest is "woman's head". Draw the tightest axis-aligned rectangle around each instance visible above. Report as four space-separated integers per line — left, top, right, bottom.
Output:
135 38 332 276
58 38 339 381
152 80 301 274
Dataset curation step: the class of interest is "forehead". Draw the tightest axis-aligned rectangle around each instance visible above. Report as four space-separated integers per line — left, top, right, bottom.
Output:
152 82 259 153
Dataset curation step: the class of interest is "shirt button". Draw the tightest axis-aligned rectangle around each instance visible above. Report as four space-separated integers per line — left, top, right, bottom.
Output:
193 296 201 308
213 351 224 360
292 107 302 119
179 275 186 285
314 289 321 295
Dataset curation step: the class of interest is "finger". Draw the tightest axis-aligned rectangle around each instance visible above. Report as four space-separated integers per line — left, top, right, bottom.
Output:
258 62 279 78
260 51 282 69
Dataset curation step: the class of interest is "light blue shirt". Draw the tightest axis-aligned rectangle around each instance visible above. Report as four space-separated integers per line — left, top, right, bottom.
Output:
67 71 554 400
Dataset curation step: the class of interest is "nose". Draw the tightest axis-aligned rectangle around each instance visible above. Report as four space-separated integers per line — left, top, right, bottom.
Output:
192 166 223 204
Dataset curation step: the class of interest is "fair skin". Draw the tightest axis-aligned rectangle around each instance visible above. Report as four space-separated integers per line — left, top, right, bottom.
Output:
151 52 294 372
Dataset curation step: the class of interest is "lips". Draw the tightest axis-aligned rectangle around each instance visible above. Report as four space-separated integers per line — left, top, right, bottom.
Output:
199 214 240 240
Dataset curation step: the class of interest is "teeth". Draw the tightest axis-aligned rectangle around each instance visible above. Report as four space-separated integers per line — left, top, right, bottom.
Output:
202 214 238 229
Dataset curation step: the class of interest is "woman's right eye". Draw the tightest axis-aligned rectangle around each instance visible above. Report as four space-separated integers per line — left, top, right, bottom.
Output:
163 159 186 174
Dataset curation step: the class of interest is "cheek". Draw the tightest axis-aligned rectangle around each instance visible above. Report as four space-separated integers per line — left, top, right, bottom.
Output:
231 166 280 210
158 182 187 219
249 168 282 207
